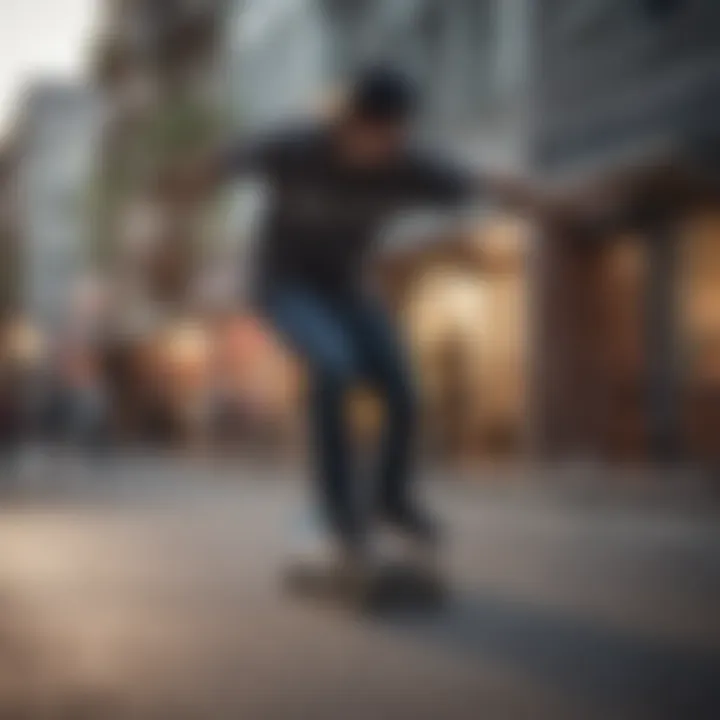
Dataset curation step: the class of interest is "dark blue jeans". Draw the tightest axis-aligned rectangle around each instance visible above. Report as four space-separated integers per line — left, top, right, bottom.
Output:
263 285 417 543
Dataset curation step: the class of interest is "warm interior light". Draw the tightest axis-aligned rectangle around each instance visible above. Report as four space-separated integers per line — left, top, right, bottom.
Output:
165 321 210 369
474 217 529 270
4 318 46 366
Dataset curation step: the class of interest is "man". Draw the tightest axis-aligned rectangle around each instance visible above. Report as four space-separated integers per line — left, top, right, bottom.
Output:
163 67 575 569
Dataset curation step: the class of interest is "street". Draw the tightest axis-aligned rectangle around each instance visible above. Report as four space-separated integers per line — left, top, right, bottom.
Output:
1 460 719 719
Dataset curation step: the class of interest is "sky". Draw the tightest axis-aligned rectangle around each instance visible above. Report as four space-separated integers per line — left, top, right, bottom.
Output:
0 0 99 135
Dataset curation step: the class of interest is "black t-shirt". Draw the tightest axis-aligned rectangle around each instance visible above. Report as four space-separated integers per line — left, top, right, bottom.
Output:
222 124 479 299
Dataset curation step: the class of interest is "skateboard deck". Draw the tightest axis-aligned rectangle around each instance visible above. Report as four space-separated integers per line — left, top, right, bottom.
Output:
282 558 448 614
283 507 447 614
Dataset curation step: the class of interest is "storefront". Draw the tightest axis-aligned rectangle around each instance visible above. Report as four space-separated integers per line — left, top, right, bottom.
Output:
377 205 720 466
531 208 720 464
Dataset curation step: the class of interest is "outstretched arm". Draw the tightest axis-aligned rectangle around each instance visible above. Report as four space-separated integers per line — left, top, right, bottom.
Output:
409 155 583 230
479 159 715 234
481 169 609 233
482 172 553 217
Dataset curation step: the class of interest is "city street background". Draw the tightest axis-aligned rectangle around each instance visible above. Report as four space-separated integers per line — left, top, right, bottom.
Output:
1 2 719 718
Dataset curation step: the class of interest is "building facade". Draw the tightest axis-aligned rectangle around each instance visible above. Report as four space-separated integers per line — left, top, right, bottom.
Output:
16 84 103 330
531 0 720 464
0 143 20 319
226 0 332 130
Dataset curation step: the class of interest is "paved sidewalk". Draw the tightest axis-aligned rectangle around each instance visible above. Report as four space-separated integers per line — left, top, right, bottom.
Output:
1 460 719 719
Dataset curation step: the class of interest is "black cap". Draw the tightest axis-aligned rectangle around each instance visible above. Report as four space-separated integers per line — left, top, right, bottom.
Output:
350 66 419 122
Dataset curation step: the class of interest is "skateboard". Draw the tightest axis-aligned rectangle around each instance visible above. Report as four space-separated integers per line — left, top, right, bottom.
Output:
282 514 448 614
283 556 448 614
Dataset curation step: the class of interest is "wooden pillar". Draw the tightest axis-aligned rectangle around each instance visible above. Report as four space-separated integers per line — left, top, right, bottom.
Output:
644 222 682 461
531 229 610 459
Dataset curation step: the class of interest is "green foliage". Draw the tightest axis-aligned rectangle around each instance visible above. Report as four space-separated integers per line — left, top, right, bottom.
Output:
87 77 235 278
142 96 220 165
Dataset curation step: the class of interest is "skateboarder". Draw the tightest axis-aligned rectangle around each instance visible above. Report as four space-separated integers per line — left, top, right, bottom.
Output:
161 66 575 573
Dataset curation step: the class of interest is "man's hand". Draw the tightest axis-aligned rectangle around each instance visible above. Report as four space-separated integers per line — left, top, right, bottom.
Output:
483 171 627 239
483 173 579 229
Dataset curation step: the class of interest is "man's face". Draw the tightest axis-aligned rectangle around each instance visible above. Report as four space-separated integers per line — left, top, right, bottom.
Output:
338 117 409 167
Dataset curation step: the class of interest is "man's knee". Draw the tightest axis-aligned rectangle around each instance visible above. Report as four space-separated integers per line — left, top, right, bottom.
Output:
315 344 357 391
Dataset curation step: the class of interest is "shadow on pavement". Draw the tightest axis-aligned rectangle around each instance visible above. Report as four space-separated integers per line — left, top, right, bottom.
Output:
381 588 720 720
